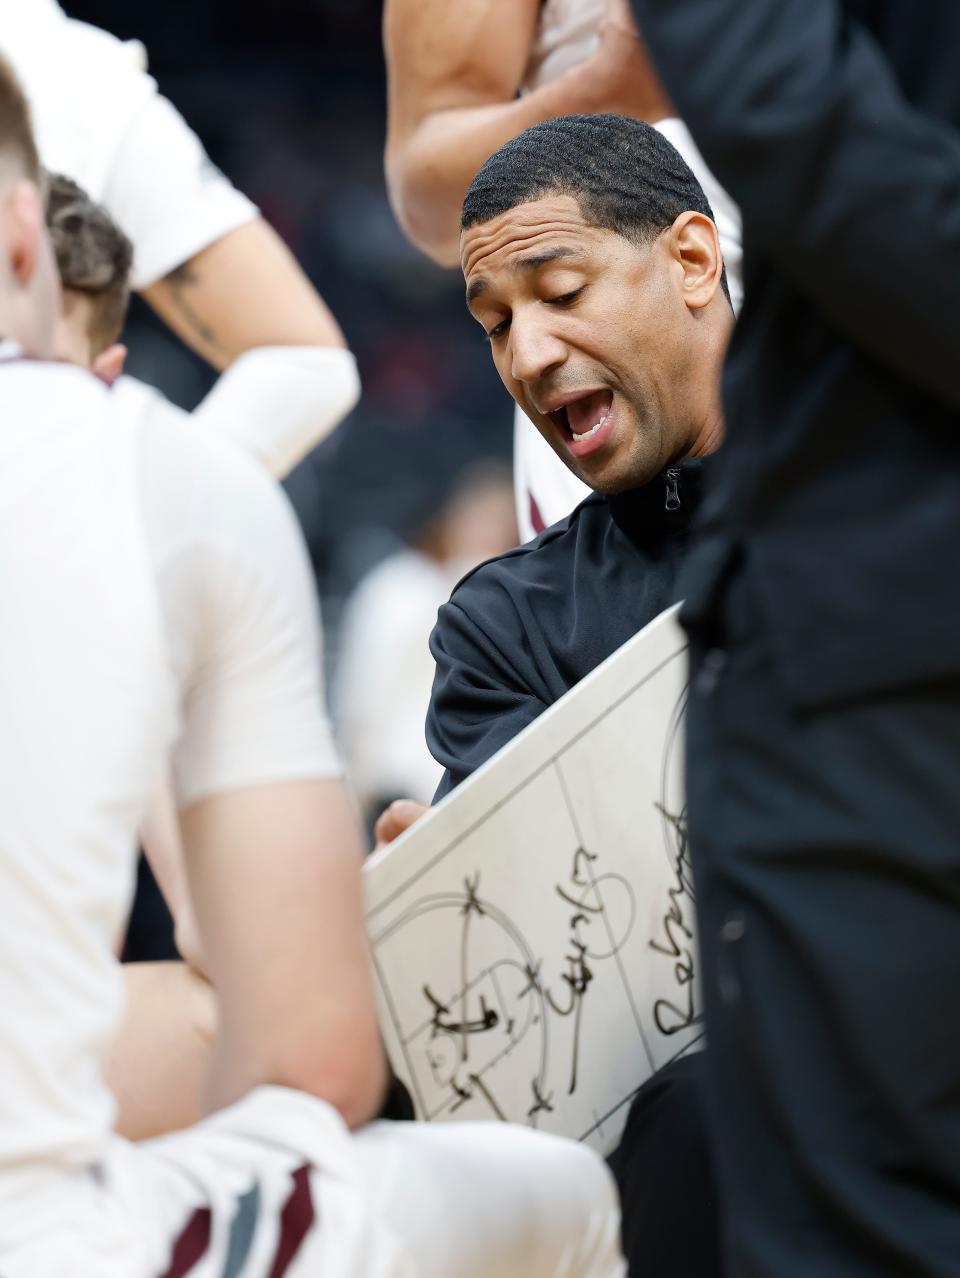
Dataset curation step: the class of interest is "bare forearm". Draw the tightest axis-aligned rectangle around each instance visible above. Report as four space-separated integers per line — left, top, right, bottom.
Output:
142 218 346 371
108 962 216 1141
389 74 611 267
183 780 387 1129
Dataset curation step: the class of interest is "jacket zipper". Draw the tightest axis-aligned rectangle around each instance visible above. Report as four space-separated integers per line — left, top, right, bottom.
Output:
664 468 681 511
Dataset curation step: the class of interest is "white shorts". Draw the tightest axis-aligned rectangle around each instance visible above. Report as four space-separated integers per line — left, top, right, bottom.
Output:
0 1088 624 1278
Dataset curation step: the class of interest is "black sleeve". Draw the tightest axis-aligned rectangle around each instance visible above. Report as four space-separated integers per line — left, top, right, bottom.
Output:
426 595 548 800
631 0 960 409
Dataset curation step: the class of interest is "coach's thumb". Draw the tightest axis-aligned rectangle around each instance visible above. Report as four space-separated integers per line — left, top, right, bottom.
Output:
373 799 429 852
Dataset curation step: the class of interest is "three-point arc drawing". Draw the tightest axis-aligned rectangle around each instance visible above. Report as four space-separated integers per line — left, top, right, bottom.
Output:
365 605 704 1155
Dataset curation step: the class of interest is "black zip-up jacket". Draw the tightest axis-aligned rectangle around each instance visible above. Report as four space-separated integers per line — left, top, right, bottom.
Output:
427 463 701 799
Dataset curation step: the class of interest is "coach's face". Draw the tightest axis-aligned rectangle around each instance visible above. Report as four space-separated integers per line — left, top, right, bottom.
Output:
461 194 726 495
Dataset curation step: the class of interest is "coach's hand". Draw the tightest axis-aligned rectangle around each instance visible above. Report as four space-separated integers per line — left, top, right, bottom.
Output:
373 799 429 853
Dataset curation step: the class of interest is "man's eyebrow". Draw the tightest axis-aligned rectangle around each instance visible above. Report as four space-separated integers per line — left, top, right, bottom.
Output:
515 247 583 272
466 247 584 305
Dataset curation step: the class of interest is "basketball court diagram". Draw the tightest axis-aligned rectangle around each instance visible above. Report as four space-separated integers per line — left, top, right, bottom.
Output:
365 607 704 1153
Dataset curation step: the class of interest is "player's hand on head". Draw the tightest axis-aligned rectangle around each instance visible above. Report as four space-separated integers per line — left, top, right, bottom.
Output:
374 799 429 852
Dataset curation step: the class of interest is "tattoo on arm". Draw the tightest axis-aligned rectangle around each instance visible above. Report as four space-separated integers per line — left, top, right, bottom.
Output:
162 262 222 355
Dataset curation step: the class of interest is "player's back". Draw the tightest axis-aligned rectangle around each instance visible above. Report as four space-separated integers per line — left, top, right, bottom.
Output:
0 352 626 1278
0 338 350 1272
0 349 175 1235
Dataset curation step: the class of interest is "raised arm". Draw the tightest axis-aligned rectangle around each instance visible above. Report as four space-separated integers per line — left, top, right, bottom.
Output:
87 44 361 467
141 217 347 370
630 0 960 408
143 220 360 478
385 0 671 266
12 7 356 408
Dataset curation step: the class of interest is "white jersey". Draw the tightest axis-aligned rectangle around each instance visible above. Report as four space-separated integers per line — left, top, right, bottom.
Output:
0 350 337 1208
0 348 625 1278
0 0 256 288
515 0 744 540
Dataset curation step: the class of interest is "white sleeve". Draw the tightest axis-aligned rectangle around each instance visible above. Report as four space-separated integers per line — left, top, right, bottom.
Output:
191 346 361 478
102 91 258 290
653 117 743 313
138 415 341 809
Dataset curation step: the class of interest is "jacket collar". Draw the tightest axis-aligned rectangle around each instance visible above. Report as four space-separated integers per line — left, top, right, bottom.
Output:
607 459 705 541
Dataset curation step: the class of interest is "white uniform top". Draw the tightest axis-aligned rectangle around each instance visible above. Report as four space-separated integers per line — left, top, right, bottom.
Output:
515 0 743 540
0 0 257 288
0 348 338 1204
524 0 604 90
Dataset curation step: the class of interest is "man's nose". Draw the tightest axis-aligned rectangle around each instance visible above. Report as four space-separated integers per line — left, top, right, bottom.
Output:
509 313 567 385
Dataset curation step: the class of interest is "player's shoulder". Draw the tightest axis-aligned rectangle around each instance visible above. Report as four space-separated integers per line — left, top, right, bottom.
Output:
24 2 150 90
432 492 610 658
3 1 155 157
111 374 189 422
131 386 289 512
0 355 111 431
446 491 609 612
0 360 269 517
0 352 101 390
129 388 308 590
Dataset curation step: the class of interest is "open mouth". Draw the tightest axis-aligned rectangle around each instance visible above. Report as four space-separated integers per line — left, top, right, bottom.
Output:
547 389 614 453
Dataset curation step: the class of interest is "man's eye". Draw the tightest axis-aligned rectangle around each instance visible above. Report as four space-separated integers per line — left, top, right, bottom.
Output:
484 317 510 342
548 288 584 307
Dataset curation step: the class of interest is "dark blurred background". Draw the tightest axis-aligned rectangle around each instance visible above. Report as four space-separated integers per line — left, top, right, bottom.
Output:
68 0 515 617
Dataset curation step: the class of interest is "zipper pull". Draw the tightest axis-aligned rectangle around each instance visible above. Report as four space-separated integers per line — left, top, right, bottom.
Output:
664 468 681 512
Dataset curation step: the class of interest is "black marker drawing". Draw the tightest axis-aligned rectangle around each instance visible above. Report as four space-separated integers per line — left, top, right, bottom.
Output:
380 840 638 1124
367 612 703 1151
650 688 703 1037
527 1078 555 1126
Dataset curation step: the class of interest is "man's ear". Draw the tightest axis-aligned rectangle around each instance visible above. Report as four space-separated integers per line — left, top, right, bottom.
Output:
666 210 724 311
92 342 127 386
5 179 44 288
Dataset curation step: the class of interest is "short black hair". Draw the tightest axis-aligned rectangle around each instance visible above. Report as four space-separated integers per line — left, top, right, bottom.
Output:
462 114 727 295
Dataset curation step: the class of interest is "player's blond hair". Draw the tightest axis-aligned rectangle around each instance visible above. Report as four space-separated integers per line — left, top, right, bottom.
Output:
0 53 40 181
46 172 133 352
